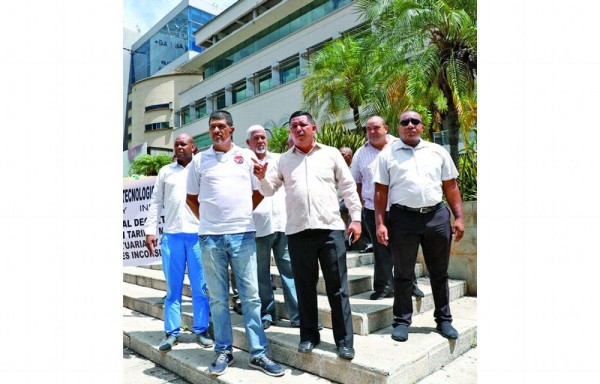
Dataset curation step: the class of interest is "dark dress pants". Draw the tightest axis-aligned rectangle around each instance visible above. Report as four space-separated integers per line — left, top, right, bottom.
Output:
287 229 354 348
388 204 453 326
363 208 394 293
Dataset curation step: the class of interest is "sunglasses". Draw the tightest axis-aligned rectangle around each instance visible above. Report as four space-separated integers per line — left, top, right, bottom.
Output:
399 118 421 126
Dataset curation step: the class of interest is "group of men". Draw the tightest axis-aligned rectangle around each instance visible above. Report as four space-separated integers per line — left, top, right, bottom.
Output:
143 108 464 378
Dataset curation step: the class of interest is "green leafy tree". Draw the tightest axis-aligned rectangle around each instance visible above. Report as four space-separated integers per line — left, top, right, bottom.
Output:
314 122 366 154
356 0 477 166
302 36 373 130
266 125 291 154
128 154 173 176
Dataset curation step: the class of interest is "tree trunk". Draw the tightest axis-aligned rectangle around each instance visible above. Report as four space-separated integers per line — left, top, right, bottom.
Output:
446 107 460 168
352 105 361 131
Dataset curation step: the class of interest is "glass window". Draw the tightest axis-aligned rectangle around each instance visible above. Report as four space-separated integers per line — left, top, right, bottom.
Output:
233 83 247 104
195 101 207 119
258 74 272 93
183 108 191 124
214 91 226 109
280 57 300 84
203 0 352 79
193 132 213 151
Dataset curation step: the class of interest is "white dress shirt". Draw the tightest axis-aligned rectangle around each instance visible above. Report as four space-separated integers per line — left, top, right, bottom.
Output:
252 152 287 237
373 139 458 208
260 142 362 235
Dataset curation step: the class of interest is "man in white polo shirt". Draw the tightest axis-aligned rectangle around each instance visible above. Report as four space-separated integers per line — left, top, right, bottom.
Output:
351 115 424 300
373 110 464 342
186 110 284 378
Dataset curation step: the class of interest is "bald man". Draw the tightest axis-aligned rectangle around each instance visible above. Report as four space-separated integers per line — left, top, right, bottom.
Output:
144 134 213 352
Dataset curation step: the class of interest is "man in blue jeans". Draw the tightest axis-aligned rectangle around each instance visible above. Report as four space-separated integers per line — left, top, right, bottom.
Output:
246 125 300 329
186 110 284 377
144 133 213 352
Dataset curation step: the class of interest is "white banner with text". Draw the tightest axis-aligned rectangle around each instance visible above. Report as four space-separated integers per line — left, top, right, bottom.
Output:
123 176 164 266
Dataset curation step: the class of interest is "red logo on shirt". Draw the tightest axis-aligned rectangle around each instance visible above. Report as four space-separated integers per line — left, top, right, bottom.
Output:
234 155 244 164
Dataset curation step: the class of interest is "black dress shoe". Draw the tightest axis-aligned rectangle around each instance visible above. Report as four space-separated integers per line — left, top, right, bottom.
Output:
232 302 242 315
436 321 459 339
290 322 323 330
298 340 319 353
370 290 391 300
412 284 425 298
391 324 409 342
359 244 374 253
337 346 355 360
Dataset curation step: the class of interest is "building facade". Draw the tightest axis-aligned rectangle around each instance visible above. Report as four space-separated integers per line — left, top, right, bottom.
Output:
172 0 363 150
124 0 222 153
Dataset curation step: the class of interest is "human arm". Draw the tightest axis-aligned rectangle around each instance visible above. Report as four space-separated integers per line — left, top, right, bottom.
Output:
442 179 464 242
186 194 200 220
374 182 389 246
252 190 264 210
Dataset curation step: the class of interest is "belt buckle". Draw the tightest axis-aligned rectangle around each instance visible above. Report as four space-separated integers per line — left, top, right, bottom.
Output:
419 207 428 213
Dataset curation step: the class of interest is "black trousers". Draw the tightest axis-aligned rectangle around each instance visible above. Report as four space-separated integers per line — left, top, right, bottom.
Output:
287 229 353 348
388 204 453 326
363 208 394 293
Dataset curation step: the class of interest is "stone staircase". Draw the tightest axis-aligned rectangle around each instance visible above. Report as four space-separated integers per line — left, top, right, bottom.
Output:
123 250 477 383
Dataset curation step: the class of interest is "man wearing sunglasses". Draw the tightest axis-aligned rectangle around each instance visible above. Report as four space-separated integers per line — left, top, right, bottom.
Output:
351 115 424 301
373 110 464 342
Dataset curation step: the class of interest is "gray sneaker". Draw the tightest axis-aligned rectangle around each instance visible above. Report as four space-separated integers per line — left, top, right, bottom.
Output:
248 355 285 377
196 331 214 348
208 351 235 376
158 334 178 351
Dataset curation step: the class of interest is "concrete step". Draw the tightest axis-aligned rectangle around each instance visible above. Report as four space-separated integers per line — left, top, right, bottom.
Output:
123 274 466 336
123 307 332 384
123 295 477 384
271 263 423 296
414 347 476 384
125 262 424 304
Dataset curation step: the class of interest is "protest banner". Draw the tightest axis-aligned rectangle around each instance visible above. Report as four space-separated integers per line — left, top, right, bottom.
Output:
123 176 164 266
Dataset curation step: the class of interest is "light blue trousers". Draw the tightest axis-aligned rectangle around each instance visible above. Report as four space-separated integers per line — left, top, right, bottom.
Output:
161 233 210 336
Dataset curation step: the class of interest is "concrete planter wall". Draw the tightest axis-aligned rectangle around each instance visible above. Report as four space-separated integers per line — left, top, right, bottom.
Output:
417 201 477 296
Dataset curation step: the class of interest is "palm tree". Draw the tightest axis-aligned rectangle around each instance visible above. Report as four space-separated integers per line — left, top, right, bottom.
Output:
356 0 477 166
302 35 373 130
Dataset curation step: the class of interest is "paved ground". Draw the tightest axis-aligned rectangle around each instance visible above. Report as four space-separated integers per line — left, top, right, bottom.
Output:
123 346 476 383
123 347 191 384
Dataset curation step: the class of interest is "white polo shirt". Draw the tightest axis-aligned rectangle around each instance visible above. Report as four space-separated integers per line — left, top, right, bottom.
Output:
373 139 458 208
252 152 287 237
187 144 259 235
145 161 199 236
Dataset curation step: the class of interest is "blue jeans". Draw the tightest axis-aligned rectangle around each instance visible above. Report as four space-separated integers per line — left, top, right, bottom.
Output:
256 232 299 324
199 232 268 358
161 233 210 337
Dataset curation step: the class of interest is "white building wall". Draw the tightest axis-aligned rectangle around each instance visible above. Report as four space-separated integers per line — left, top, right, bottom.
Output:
176 2 362 145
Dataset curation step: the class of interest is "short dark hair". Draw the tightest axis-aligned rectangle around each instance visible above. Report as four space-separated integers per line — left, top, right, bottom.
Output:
289 111 314 125
209 110 233 126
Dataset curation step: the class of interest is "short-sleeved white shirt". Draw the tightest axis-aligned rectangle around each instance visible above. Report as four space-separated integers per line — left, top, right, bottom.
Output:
351 135 398 210
373 139 458 208
187 144 259 235
144 161 199 236
252 152 287 237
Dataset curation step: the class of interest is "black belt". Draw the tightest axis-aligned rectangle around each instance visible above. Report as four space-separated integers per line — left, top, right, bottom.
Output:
392 202 441 214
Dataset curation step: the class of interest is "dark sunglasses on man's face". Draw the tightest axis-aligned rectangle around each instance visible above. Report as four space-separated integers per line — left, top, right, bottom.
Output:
399 118 421 126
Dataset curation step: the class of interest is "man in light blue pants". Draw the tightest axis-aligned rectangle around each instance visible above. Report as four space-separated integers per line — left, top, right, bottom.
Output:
145 134 212 352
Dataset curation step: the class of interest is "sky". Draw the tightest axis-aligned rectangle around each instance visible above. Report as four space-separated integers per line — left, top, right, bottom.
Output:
123 0 238 35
